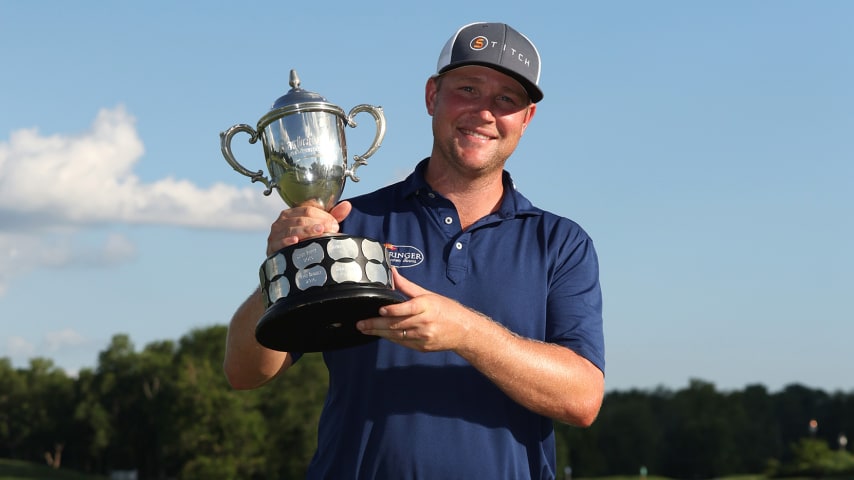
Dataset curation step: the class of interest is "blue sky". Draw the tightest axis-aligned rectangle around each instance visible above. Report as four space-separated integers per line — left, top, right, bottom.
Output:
1 2 851 393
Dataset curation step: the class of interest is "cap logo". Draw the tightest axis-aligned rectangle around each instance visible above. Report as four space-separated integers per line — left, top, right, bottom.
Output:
470 36 489 51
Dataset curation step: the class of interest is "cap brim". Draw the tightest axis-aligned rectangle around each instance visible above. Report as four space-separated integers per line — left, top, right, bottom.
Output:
438 62 544 103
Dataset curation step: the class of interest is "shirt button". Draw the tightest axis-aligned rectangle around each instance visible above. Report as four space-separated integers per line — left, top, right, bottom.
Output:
428 192 436 199
444 216 453 225
455 242 463 250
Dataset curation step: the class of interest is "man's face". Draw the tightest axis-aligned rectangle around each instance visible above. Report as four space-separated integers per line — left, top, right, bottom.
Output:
426 65 536 178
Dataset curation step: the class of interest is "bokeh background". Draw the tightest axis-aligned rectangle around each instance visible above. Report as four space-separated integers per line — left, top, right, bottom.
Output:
1 1 851 393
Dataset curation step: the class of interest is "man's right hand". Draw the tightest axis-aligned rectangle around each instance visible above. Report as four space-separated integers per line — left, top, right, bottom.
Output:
266 201 353 256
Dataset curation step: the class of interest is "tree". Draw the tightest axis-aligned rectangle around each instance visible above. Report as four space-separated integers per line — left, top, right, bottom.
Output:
72 368 112 473
772 383 832 462
91 335 145 472
169 326 268 479
662 379 746 478
5 358 76 467
591 389 666 475
5 326 854 479
0 357 29 458
254 352 329 478
730 384 782 473
774 437 854 477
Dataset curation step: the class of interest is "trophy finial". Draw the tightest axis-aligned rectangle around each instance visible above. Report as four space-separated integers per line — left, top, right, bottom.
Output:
289 70 300 89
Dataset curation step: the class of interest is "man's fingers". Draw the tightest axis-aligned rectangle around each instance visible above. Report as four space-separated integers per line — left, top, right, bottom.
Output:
391 268 430 298
329 201 352 223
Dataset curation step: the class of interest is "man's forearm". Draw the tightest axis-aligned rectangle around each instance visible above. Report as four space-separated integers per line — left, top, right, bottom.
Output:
457 313 604 427
223 287 291 389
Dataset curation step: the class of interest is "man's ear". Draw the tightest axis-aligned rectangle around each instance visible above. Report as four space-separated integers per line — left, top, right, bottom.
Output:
425 77 439 116
521 104 537 133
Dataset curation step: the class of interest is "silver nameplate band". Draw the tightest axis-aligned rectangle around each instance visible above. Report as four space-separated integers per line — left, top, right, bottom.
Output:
260 235 394 307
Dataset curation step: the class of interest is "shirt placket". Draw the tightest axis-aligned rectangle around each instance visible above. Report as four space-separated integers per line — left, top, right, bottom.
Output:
420 189 471 284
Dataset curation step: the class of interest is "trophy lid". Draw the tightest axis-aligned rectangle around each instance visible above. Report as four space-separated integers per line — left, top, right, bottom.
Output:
258 69 346 130
270 70 330 109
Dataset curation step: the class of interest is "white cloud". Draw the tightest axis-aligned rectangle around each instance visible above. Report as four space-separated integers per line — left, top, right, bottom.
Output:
0 105 282 293
102 233 137 264
0 105 278 230
44 328 88 352
0 230 137 275
1 330 99 376
5 335 36 357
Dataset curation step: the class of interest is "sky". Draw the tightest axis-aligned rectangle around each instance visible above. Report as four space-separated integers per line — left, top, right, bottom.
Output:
1 2 851 394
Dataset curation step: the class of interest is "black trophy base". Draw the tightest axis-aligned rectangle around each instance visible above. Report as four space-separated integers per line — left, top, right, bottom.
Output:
255 284 407 352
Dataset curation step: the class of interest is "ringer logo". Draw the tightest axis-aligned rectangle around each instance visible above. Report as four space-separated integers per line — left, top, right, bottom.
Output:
384 244 424 268
470 36 489 50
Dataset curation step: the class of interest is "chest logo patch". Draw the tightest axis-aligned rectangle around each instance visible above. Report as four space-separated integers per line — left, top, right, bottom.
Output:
384 244 424 268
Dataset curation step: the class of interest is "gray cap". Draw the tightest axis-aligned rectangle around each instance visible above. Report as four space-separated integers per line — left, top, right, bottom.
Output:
436 22 543 103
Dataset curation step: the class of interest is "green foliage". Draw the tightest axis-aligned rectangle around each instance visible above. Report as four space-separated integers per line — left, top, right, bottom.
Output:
179 455 239 480
0 358 75 464
767 438 854 477
2 333 853 479
0 458 105 479
555 379 854 478
0 326 329 478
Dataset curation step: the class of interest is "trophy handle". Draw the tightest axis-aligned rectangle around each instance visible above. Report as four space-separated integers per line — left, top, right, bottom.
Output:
220 123 276 195
345 104 386 182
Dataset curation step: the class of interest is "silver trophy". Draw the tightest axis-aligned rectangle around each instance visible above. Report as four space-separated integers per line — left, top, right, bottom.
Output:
221 69 405 352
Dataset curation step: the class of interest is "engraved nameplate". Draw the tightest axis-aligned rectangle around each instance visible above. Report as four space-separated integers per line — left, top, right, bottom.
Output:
265 252 288 280
361 239 385 261
292 242 325 270
365 262 388 284
328 237 360 260
268 277 290 303
331 261 363 283
295 265 328 290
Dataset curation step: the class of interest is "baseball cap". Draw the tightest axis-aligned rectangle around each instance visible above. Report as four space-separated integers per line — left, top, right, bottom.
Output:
435 22 543 103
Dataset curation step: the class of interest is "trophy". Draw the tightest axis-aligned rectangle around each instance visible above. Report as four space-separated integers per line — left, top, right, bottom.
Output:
221 70 405 352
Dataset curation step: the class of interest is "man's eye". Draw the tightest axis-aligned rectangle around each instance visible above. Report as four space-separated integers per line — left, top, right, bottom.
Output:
498 95 517 105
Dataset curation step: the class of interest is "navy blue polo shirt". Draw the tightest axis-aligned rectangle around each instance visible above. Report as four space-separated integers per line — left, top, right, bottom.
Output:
304 159 604 480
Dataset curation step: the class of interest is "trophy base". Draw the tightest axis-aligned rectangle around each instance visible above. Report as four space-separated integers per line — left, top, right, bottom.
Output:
255 284 407 352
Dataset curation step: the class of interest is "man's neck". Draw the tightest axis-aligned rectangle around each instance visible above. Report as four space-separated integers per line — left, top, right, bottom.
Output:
424 159 505 230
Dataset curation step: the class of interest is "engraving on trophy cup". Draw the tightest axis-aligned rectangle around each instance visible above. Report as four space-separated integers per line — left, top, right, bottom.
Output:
292 243 325 270
295 266 328 291
220 69 406 352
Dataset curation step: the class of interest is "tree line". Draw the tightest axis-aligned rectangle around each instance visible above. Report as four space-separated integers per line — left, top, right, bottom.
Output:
1 325 852 479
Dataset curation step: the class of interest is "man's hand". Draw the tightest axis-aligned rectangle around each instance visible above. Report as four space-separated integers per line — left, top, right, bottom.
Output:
266 201 352 256
357 268 605 425
356 268 483 352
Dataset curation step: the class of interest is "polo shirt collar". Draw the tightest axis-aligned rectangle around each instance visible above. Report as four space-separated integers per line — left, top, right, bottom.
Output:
400 158 541 219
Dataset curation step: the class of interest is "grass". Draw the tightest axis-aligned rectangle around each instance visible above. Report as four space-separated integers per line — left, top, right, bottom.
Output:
0 459 105 480
2 459 846 480
577 477 841 480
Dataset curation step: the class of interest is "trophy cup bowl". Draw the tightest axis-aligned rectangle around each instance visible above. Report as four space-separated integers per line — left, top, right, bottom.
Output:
220 70 406 352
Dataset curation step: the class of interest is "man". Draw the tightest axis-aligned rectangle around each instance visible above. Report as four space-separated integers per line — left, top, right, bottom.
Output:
224 22 605 479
